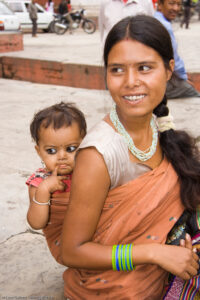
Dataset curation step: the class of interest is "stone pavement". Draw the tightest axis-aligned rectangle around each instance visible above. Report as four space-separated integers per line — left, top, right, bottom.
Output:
0 20 200 299
1 18 200 71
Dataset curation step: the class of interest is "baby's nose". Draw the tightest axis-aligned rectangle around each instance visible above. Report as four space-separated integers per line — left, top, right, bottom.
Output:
58 149 68 159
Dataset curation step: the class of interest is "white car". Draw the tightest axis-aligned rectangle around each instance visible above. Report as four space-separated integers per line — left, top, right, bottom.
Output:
5 0 54 32
0 1 20 31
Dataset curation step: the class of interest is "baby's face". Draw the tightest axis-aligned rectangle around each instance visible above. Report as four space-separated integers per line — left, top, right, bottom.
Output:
35 123 83 175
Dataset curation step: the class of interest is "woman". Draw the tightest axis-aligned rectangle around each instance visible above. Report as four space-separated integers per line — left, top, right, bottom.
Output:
60 15 200 299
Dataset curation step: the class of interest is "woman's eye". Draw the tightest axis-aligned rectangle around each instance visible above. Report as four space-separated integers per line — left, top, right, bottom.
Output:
46 148 57 154
66 146 77 153
139 65 151 72
110 67 124 74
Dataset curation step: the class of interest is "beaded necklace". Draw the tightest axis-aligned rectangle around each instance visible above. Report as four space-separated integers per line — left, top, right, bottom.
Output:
109 104 158 162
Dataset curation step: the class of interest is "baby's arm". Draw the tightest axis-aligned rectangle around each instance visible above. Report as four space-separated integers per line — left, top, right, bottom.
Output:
27 184 50 230
27 167 67 230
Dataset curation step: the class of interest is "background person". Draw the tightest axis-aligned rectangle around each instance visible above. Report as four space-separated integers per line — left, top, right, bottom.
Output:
155 0 200 98
58 0 74 34
28 0 38 37
60 15 200 299
99 0 154 46
26 102 86 264
45 0 54 13
67 0 71 11
180 0 192 29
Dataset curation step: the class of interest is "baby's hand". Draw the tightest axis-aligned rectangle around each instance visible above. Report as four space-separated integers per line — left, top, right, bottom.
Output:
39 167 68 194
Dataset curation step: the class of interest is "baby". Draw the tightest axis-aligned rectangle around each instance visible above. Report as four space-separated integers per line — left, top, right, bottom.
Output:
26 102 86 263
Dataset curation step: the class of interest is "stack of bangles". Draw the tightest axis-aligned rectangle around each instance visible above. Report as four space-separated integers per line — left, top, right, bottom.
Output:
112 244 135 271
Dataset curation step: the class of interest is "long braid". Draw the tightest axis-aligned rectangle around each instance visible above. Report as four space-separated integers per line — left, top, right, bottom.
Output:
153 96 200 210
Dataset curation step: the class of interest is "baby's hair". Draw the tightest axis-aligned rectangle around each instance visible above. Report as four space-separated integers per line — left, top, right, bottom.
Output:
30 102 87 145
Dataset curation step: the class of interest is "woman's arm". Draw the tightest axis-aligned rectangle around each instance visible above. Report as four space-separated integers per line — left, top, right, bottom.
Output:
61 148 199 279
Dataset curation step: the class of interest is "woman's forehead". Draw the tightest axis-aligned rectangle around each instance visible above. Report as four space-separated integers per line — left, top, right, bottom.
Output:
107 40 161 63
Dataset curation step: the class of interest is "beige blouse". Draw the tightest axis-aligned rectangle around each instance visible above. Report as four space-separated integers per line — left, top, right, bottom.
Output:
79 120 151 189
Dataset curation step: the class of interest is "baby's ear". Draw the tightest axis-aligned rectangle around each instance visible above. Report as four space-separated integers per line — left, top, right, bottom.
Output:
35 145 41 158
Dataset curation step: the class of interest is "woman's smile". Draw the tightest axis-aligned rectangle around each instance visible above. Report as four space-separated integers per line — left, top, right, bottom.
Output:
123 94 146 104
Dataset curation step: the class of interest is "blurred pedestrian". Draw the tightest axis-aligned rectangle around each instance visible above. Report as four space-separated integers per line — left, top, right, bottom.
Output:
28 0 38 37
45 0 54 13
155 0 200 98
58 0 73 34
67 0 71 12
152 0 158 8
99 0 154 46
181 0 192 29
197 0 200 20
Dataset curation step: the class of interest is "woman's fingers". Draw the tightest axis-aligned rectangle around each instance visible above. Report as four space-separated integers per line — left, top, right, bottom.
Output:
180 239 185 247
187 264 198 277
185 233 192 250
182 272 192 281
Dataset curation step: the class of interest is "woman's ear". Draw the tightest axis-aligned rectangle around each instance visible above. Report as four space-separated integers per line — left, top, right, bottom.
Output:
167 59 175 81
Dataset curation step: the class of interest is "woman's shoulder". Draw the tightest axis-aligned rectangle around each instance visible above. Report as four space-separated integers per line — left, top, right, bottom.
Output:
80 120 118 148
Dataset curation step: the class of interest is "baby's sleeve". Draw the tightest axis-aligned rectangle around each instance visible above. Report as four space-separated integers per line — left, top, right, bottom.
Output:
26 169 45 188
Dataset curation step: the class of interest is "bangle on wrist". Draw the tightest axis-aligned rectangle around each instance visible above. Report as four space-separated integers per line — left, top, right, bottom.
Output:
112 243 135 271
32 196 50 206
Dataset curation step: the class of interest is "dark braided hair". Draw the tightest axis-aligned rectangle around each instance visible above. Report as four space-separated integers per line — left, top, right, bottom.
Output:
104 15 200 210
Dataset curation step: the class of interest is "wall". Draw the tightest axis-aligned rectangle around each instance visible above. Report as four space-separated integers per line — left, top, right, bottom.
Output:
0 33 23 53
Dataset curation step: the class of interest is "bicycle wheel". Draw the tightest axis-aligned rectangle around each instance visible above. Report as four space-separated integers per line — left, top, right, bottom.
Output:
82 20 96 34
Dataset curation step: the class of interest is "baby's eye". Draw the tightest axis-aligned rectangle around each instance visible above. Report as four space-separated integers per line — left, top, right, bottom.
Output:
66 146 77 153
46 148 57 154
139 65 151 72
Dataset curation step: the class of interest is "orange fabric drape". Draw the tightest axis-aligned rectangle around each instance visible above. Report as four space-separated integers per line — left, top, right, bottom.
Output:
43 191 70 264
63 157 184 299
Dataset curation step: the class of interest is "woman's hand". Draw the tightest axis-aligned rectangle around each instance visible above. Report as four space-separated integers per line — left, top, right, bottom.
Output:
154 234 199 280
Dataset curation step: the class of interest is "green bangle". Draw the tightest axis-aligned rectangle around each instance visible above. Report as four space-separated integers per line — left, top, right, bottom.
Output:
118 244 123 270
112 245 117 271
122 244 126 271
112 243 135 271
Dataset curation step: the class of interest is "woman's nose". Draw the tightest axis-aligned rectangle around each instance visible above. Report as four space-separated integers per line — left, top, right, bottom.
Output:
125 69 140 88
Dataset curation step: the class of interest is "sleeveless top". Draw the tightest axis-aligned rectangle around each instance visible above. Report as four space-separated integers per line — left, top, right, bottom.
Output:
79 120 151 189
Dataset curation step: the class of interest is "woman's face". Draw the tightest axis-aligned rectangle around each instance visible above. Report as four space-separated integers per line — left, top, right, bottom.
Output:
106 39 174 120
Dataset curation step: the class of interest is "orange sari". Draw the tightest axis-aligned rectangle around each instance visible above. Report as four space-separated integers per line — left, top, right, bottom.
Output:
43 191 70 265
63 157 184 300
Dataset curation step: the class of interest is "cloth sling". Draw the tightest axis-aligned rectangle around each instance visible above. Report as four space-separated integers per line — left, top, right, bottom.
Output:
43 191 70 264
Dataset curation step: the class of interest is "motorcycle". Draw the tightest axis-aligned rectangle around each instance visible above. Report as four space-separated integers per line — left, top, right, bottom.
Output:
53 9 96 35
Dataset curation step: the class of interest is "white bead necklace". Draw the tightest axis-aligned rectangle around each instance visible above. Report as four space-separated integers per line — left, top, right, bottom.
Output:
110 104 158 162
